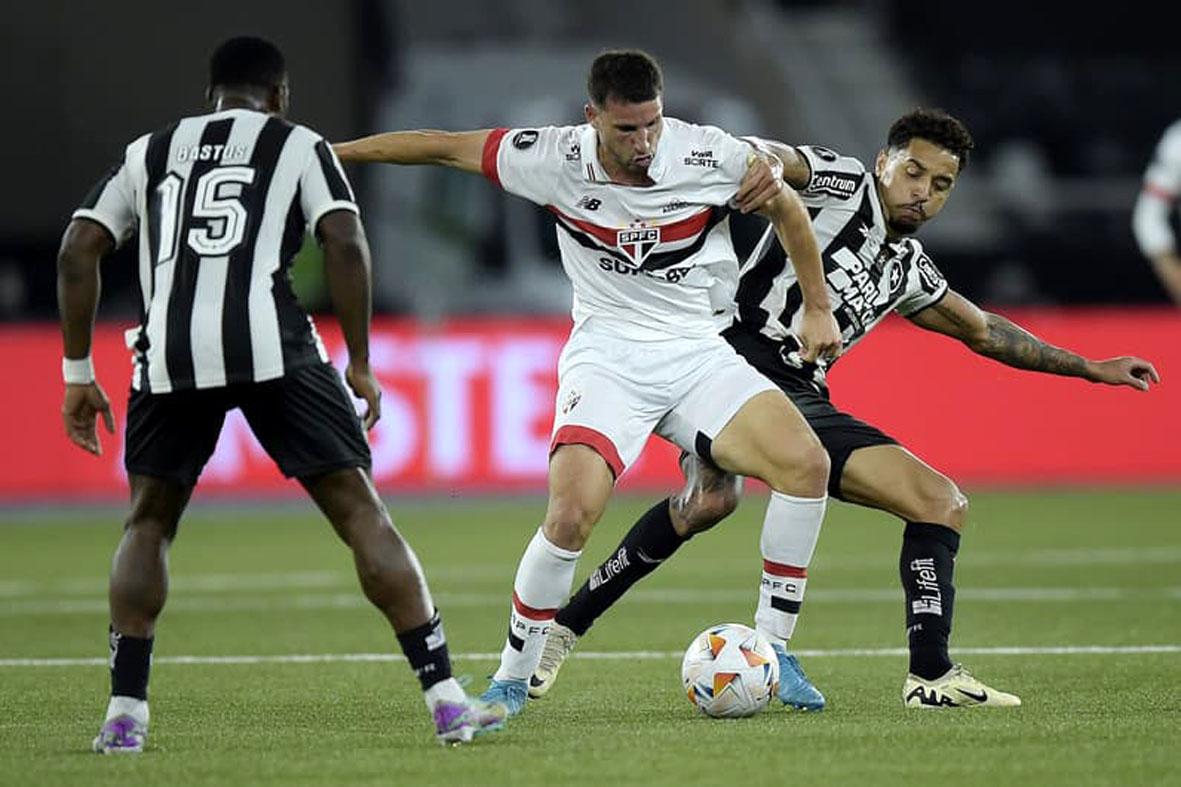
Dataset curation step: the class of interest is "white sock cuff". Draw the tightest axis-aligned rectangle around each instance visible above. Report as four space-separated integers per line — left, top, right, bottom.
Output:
423 677 466 711
106 695 149 724
535 527 582 561
769 490 828 506
760 490 828 568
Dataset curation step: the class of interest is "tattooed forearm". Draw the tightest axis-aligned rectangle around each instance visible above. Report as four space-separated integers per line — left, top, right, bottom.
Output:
972 313 1091 378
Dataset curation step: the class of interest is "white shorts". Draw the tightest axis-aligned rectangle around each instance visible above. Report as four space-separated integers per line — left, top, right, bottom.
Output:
550 323 778 478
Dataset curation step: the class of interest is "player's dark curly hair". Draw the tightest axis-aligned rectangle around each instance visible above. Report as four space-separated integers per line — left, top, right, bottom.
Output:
887 109 974 172
587 50 663 107
209 36 287 91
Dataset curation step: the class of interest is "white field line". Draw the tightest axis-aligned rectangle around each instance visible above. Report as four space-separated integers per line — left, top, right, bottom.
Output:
2 586 1178 617
1 644 1178 669
2 546 1179 599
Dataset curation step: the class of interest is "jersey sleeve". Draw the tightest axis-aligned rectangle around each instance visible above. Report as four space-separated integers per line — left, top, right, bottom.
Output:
714 128 761 187
896 243 949 316
72 150 138 246
1133 121 1181 256
796 145 868 201
482 126 571 205
301 138 360 233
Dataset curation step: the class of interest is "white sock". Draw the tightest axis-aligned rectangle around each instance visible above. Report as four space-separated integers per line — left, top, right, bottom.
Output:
423 677 466 711
493 528 581 682
754 491 827 647
105 695 149 726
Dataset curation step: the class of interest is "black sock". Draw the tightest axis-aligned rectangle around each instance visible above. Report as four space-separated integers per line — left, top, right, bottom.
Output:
555 498 687 636
900 522 960 680
396 610 453 691
109 626 153 701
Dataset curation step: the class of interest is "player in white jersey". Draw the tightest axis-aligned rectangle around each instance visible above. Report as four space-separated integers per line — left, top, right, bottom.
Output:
336 50 843 715
1132 119 1181 304
532 109 1160 710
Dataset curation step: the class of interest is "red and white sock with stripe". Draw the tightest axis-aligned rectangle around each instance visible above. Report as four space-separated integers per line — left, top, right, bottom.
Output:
754 491 827 647
493 527 581 682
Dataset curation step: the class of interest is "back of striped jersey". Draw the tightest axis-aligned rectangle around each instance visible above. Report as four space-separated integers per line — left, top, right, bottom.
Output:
74 108 358 393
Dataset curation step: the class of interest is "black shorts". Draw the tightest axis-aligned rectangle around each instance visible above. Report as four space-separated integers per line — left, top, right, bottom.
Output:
125 362 371 487
722 324 898 500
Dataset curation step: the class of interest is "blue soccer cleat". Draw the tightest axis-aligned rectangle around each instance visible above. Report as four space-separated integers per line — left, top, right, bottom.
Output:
479 678 529 717
773 644 826 711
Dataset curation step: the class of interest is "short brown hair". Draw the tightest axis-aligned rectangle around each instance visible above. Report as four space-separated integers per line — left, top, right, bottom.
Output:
587 50 663 107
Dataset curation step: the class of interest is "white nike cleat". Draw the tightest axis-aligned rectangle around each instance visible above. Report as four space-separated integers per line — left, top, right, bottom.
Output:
903 664 1021 708
528 623 579 699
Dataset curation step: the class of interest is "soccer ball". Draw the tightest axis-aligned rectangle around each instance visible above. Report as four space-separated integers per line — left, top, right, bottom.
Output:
681 623 779 718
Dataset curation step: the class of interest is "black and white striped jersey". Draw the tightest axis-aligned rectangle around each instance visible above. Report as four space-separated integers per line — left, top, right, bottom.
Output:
74 107 358 393
730 144 948 387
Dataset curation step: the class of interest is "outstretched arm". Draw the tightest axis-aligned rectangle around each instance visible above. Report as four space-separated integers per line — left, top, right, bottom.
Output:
333 129 493 174
57 218 116 454
909 290 1160 391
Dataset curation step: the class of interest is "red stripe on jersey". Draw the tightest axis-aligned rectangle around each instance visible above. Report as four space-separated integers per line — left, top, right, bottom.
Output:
763 560 807 578
547 206 617 246
482 128 509 188
512 591 557 620
550 425 624 480
547 206 716 249
658 207 715 242
1143 182 1177 201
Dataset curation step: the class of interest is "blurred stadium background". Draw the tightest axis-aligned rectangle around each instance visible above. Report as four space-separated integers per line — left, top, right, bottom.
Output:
1 0 1178 499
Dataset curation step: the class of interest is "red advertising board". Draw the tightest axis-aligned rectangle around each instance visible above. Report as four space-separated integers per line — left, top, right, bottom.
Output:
1 309 1178 501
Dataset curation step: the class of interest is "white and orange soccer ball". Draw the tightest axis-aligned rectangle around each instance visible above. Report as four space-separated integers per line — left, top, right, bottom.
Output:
681 623 779 718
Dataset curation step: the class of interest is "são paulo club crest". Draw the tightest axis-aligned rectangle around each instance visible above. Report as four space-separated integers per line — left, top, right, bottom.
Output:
616 224 661 266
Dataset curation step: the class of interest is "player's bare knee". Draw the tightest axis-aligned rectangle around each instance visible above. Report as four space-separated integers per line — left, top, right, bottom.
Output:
542 501 597 550
123 512 178 544
946 487 969 531
916 482 968 532
333 498 390 548
765 441 830 498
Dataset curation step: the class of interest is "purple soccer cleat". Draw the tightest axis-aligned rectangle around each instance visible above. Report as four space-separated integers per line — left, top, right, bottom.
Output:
92 714 146 754
433 696 508 745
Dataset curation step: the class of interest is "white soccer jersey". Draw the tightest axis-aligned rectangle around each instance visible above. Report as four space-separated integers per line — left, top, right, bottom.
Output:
1132 119 1181 257
732 144 949 387
481 118 756 340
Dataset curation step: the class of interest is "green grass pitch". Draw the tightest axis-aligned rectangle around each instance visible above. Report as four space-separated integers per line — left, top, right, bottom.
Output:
1 489 1178 786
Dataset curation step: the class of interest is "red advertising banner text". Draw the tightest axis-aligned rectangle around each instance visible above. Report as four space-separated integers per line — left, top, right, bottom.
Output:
1 309 1177 501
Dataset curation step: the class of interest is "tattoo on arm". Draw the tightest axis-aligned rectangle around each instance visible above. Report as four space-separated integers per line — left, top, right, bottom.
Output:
974 312 1090 378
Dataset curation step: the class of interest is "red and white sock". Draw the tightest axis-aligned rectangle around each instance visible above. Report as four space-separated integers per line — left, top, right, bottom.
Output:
493 528 581 682
754 491 826 647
